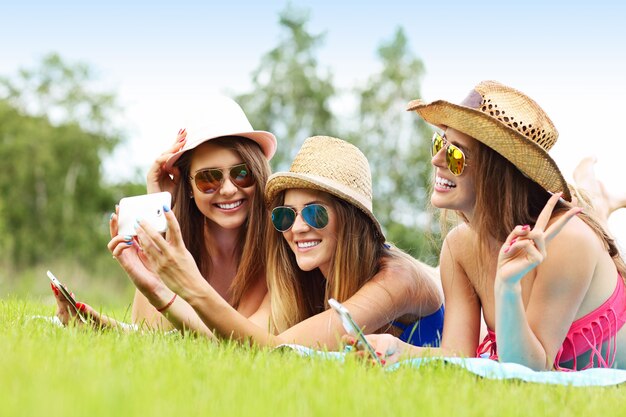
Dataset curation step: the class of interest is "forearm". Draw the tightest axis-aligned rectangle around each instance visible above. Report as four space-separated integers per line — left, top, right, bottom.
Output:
185 281 280 347
133 286 216 339
494 280 550 370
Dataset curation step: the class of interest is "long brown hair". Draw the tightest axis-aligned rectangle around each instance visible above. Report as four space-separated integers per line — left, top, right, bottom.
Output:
466 142 626 280
172 136 271 308
266 192 436 333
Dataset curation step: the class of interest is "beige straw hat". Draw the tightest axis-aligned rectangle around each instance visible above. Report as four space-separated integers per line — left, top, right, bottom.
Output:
265 136 385 241
164 96 277 171
408 80 571 201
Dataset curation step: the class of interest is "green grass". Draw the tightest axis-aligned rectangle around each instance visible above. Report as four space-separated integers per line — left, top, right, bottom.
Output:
2 298 626 417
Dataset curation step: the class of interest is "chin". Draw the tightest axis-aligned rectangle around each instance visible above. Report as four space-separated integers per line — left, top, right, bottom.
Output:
430 195 448 210
294 256 320 272
296 261 317 272
212 216 247 230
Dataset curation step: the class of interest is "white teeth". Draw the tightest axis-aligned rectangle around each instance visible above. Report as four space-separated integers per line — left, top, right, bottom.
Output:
435 176 456 189
217 200 243 209
297 241 320 248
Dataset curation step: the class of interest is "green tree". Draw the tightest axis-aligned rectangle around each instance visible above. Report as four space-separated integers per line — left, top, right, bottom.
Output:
236 5 336 171
348 28 439 263
0 54 124 266
0 53 120 137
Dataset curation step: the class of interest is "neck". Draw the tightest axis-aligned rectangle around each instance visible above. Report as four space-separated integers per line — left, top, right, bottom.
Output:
461 207 475 224
205 220 242 258
319 265 330 281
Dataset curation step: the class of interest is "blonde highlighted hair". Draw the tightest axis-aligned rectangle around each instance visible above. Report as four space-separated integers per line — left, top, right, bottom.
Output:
267 191 439 333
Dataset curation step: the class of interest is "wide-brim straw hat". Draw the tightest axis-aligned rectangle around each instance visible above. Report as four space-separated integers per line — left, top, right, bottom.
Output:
164 96 277 171
407 80 571 201
265 136 385 242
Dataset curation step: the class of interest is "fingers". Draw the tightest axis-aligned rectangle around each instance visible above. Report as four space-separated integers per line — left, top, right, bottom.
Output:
135 220 166 261
503 224 531 247
136 206 181 254
154 129 187 166
342 334 399 366
502 238 544 265
110 235 136 257
108 205 120 239
76 302 103 326
174 128 187 146
163 206 184 247
545 206 583 243
534 192 562 232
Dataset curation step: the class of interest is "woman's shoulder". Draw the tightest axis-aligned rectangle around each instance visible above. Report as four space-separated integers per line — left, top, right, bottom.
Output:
376 248 437 288
548 211 605 253
441 223 476 257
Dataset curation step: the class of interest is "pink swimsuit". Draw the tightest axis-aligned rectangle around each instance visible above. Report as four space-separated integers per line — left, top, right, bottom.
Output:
476 275 626 370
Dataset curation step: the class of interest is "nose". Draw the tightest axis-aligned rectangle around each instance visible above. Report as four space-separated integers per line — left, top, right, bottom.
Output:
290 212 311 233
219 177 238 196
431 145 447 169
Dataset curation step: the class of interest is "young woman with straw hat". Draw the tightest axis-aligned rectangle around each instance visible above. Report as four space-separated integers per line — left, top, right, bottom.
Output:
53 97 276 336
355 81 626 370
130 135 444 349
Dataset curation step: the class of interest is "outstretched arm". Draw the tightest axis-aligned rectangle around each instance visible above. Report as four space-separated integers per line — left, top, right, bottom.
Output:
108 205 216 338
135 208 443 349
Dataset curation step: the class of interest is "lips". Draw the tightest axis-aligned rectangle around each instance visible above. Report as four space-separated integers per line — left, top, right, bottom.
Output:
215 199 244 210
296 240 321 249
435 176 456 189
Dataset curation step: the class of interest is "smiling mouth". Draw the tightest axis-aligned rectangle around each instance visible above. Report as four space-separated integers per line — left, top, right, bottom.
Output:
297 240 320 249
435 176 457 189
215 200 244 210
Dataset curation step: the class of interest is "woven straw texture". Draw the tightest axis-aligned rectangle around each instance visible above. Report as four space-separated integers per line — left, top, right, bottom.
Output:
408 80 570 201
265 136 384 241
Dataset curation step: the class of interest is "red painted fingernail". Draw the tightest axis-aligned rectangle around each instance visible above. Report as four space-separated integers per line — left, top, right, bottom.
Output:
375 351 382 357
504 247 510 254
50 283 59 296
522 225 530 231
76 303 86 312
510 238 517 245
381 359 386 365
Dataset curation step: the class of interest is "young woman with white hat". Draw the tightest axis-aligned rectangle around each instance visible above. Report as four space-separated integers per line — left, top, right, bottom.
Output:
356 81 626 370
53 97 276 336
131 135 444 349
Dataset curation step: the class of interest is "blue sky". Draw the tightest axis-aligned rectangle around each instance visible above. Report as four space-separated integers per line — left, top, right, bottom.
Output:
2 0 626 239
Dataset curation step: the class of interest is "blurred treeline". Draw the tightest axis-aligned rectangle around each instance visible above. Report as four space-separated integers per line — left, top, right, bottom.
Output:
0 6 440 305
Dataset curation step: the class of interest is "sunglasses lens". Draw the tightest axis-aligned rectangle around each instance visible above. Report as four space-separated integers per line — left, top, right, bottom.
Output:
447 145 466 176
431 133 444 157
194 169 223 193
301 204 329 229
271 207 296 232
230 164 255 188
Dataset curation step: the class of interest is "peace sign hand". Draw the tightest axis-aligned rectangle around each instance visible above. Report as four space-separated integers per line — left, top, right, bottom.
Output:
496 193 583 285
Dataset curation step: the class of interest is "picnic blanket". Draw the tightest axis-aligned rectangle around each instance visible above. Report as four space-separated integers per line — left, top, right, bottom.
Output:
276 344 626 387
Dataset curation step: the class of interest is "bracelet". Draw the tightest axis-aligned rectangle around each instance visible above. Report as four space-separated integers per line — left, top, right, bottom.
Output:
156 293 177 313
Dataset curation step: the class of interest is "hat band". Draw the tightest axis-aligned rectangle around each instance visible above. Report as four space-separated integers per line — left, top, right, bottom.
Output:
460 89 482 109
